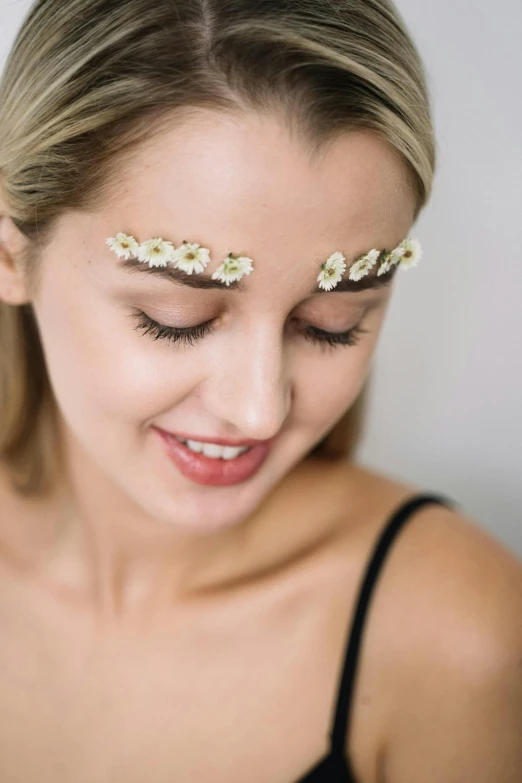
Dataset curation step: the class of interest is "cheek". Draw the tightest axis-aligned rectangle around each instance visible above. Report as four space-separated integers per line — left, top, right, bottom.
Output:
298 352 370 430
297 315 384 429
32 284 199 428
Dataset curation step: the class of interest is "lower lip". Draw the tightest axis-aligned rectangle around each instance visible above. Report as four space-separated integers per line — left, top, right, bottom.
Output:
154 429 273 486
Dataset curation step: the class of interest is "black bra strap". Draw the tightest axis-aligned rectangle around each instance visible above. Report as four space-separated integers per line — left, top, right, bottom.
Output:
330 493 457 754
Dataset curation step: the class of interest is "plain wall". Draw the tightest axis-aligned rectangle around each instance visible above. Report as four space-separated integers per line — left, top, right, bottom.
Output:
1 0 521 555
355 0 522 556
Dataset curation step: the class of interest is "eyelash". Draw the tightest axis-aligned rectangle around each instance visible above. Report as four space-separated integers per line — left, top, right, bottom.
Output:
130 311 369 350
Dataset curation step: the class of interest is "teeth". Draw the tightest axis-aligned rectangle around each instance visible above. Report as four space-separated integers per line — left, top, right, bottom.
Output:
176 437 250 460
186 439 204 454
220 445 248 460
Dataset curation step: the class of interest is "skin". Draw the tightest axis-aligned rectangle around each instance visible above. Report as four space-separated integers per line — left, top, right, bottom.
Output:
0 109 417 608
0 110 521 783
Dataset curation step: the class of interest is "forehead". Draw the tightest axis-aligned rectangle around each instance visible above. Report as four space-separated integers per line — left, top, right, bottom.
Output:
102 109 416 249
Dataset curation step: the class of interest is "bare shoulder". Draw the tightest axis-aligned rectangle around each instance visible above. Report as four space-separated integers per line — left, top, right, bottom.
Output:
385 508 522 781
343 461 522 669
340 465 522 782
318 460 522 782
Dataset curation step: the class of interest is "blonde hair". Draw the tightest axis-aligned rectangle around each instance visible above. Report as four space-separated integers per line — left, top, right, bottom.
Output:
0 0 436 497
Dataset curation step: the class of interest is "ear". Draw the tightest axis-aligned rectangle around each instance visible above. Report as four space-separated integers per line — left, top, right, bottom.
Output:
0 192 32 306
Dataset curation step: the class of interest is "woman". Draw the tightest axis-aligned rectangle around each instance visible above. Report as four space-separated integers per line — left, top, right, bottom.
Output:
0 0 520 780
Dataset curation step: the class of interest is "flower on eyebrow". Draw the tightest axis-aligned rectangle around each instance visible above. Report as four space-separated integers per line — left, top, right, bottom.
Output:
317 251 347 291
106 233 140 260
211 252 254 286
172 241 212 275
397 237 423 270
137 237 176 267
348 248 381 282
377 246 405 276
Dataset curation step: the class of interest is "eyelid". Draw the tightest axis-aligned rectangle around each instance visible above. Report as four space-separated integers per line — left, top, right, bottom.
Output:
129 311 216 346
130 309 370 350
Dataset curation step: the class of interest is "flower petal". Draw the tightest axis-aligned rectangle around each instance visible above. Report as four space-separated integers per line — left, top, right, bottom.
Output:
172 242 212 275
106 233 140 260
137 238 176 267
398 238 423 269
349 249 380 281
211 253 254 285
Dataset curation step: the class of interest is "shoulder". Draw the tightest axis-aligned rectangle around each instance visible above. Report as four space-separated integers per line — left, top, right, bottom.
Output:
378 491 522 669
362 477 522 782
322 461 522 782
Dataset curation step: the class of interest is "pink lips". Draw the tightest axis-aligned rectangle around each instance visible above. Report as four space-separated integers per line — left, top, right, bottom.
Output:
153 428 275 486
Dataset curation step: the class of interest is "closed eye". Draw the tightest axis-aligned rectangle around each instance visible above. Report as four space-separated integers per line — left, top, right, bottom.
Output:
129 311 370 350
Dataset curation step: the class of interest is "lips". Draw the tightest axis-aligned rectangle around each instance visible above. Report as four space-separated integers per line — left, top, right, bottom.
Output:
153 427 275 486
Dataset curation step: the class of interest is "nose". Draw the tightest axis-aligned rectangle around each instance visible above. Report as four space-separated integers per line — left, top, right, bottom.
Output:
207 325 292 442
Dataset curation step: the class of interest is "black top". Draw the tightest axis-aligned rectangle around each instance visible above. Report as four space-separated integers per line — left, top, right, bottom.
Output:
291 493 456 782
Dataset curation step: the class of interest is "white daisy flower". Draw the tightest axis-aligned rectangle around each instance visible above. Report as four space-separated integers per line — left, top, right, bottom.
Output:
349 248 381 282
106 233 140 260
212 253 254 286
377 246 405 276
397 237 423 270
137 238 176 268
172 241 212 275
317 251 347 291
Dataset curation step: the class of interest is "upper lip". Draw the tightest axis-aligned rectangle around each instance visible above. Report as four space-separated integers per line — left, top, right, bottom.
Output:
154 427 278 448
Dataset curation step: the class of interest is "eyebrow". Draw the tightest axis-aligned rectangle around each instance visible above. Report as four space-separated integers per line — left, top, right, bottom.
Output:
119 256 398 294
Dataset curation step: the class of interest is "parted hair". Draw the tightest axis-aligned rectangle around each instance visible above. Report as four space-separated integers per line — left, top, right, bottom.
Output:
0 0 436 496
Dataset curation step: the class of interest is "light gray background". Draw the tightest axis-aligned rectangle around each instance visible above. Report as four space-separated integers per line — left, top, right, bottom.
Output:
1 0 521 555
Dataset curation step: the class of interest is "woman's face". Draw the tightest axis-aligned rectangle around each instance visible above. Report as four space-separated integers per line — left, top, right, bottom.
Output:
22 110 417 533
